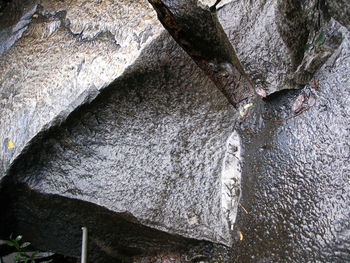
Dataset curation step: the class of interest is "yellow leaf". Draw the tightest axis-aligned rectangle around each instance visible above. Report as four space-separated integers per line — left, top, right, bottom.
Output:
7 140 14 149
239 231 243 241
243 103 254 110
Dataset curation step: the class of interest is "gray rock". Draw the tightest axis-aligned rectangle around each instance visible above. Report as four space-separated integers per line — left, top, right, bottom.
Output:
0 1 37 56
231 24 350 262
326 0 350 30
217 0 344 94
147 0 254 107
0 0 241 259
0 0 349 262
0 0 163 180
147 1 350 261
6 30 240 245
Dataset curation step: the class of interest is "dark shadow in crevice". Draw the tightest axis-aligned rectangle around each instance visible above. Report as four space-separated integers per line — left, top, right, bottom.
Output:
0 177 201 263
263 88 300 103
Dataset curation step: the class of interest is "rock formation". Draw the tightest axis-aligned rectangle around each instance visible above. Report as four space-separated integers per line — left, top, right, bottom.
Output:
0 0 349 262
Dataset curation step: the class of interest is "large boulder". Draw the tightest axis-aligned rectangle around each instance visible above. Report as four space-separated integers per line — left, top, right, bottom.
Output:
0 0 349 262
231 25 350 261
215 1 350 261
218 0 344 94
0 0 241 261
0 0 163 178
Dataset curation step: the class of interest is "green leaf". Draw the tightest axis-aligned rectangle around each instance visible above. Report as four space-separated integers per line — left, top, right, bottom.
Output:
4 240 16 247
304 43 313 51
15 253 22 261
31 251 39 258
15 235 23 242
20 242 31 248
315 31 326 46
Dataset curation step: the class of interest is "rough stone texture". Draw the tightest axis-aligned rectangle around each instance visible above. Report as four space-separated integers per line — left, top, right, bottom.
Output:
6 30 239 246
148 0 254 107
231 24 350 262
326 0 350 30
217 0 344 94
198 0 232 9
0 0 163 179
1 181 201 262
0 0 242 257
0 0 349 262
0 0 37 55
0 0 245 259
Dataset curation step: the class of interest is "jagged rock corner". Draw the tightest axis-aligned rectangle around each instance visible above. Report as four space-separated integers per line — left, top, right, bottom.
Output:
0 0 349 262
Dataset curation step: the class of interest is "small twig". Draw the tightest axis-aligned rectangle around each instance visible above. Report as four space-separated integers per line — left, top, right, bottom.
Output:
273 107 310 122
239 203 249 214
311 78 320 91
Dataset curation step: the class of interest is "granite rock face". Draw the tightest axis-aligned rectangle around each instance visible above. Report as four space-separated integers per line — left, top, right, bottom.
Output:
326 0 350 30
0 0 349 262
3 30 240 246
0 0 163 179
0 0 241 260
231 25 350 262
218 0 344 94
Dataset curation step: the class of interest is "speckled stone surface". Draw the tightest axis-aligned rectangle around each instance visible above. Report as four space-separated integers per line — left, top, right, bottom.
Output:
218 0 344 94
0 0 242 258
0 0 349 262
231 25 350 262
0 0 162 179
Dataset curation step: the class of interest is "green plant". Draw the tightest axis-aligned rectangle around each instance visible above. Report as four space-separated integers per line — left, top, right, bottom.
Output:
304 43 313 51
315 30 326 47
3 234 43 263
304 30 326 51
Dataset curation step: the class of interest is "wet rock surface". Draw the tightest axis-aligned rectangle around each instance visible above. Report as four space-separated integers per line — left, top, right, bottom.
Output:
1 23 240 263
218 0 345 94
0 0 162 178
0 0 349 262
231 26 350 262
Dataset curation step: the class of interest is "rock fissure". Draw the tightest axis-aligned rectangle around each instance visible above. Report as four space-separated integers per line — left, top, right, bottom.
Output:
148 0 254 107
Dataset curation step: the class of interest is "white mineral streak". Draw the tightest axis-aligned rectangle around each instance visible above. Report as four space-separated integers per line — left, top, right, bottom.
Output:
198 0 234 9
221 131 242 229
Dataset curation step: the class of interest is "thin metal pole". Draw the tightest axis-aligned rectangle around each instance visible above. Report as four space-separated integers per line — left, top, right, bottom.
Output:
81 227 88 263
